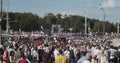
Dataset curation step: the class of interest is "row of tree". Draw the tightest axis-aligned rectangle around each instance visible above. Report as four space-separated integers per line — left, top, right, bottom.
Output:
1 12 119 33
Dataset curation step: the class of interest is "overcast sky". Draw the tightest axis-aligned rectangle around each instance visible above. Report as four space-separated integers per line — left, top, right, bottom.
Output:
2 0 120 23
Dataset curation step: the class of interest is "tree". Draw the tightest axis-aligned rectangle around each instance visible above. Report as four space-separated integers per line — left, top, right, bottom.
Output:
93 21 103 32
1 12 117 33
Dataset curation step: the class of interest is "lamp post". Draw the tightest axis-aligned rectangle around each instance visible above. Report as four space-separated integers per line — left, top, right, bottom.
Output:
117 17 120 34
100 4 105 35
0 0 2 42
6 0 9 34
117 23 119 34
84 10 88 35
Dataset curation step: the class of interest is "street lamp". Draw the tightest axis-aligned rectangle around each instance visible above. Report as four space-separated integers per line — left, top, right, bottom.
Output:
6 0 9 34
84 10 88 35
117 22 119 34
0 0 3 42
100 4 105 35
117 17 120 34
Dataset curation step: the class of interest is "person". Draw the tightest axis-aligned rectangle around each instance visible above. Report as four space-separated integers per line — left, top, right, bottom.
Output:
98 50 108 63
55 50 67 63
69 49 75 63
9 51 16 63
37 48 44 63
15 48 22 61
54 46 59 60
16 52 31 63
82 53 92 63
3 46 9 63
64 46 70 63
31 47 38 63
0 48 3 63
0 42 3 48
109 45 117 63
77 51 86 63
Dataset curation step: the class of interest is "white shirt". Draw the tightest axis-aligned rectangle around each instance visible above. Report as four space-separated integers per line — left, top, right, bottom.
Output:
94 49 100 55
64 50 70 59
54 49 59 59
32 50 38 57
83 60 91 63
100 56 108 63
77 56 86 63
0 44 3 48
109 48 117 59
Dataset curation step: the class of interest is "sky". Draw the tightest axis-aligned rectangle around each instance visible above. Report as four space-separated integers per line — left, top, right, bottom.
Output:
2 0 120 23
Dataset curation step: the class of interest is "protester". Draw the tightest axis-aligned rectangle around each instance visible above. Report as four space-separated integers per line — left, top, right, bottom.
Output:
54 46 59 60
64 46 70 63
82 53 92 63
0 48 3 63
9 51 16 63
0 31 120 63
98 50 108 63
77 51 86 63
3 46 9 63
16 52 31 63
15 48 22 61
55 50 68 63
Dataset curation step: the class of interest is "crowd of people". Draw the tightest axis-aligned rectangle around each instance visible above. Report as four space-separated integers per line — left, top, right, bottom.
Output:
0 32 120 63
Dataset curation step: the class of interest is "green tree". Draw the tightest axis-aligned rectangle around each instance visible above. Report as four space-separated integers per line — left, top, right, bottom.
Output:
1 12 117 33
93 21 103 32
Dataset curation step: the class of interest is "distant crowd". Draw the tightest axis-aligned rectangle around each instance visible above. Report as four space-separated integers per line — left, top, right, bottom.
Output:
0 32 120 63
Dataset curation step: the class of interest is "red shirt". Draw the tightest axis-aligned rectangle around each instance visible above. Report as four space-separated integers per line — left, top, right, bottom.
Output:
19 58 28 63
